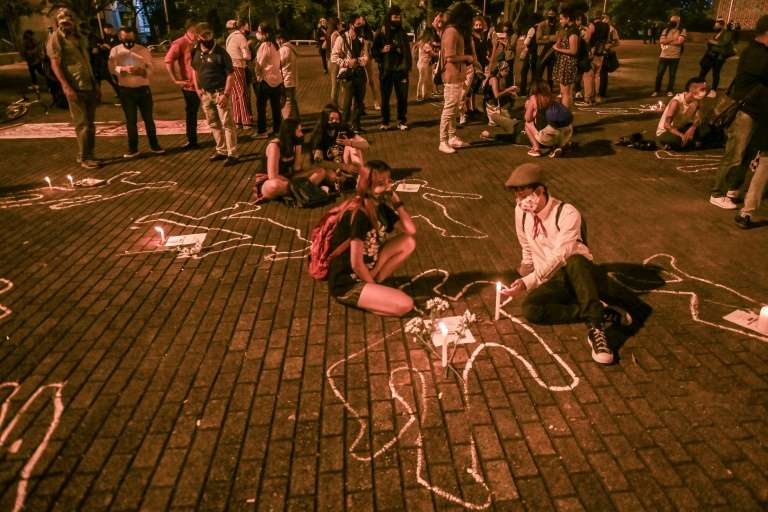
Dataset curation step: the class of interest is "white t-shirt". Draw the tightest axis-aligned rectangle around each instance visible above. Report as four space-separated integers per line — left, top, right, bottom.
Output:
656 92 698 136
256 42 283 87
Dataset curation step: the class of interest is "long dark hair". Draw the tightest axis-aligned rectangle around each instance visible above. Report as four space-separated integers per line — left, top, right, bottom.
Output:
310 103 341 148
277 117 301 159
259 22 278 50
445 1 475 38
341 159 392 229
530 80 554 110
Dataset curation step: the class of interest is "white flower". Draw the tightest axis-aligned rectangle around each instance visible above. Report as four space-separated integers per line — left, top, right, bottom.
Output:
462 310 477 324
426 297 449 313
405 317 424 334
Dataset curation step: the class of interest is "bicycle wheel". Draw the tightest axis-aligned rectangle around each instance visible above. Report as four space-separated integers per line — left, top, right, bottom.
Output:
2 103 29 122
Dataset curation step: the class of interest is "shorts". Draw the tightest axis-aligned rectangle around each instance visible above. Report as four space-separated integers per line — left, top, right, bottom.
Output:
334 281 366 307
536 124 574 148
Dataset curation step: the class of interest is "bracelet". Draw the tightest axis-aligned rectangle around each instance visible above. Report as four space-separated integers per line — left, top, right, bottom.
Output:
392 201 404 210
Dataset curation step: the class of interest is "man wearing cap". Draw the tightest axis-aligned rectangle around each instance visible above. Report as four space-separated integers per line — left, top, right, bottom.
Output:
502 163 650 365
192 23 239 166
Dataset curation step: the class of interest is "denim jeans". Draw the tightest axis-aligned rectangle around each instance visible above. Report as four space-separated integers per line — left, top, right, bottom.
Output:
200 90 238 156
439 82 463 143
655 58 679 93
119 85 159 152
711 111 755 196
68 90 98 161
380 71 408 125
522 255 646 327
182 89 201 144
699 57 725 90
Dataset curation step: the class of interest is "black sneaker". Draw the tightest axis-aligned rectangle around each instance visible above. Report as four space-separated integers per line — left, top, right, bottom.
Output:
603 305 632 328
209 153 227 162
181 141 200 150
735 214 754 229
223 155 240 167
587 327 613 364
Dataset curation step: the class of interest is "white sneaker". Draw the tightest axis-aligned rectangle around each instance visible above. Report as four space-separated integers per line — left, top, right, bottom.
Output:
438 142 457 154
379 124 390 131
458 114 467 126
709 195 738 210
650 91 659 97
575 91 583 99
448 136 470 148
588 327 614 365
397 122 408 131
666 91 674 97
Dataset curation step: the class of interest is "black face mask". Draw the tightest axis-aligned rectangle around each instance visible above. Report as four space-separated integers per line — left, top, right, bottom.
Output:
668 21 678 28
123 40 135 49
391 20 401 29
547 16 556 23
201 39 215 49
293 135 305 146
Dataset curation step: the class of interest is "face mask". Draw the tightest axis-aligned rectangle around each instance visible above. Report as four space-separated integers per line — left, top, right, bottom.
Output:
201 39 215 49
293 135 304 146
328 121 340 130
391 20 401 28
669 21 678 28
693 90 706 100
547 16 556 22
517 191 540 213
123 40 135 49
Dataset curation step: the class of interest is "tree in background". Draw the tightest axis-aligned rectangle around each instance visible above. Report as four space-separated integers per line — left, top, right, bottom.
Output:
1 0 34 45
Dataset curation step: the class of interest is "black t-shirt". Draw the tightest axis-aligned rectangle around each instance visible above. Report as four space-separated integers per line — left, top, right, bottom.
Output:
311 124 355 162
327 203 399 297
192 44 232 91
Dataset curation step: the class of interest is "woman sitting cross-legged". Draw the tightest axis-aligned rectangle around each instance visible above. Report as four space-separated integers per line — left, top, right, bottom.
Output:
256 117 334 201
327 160 417 316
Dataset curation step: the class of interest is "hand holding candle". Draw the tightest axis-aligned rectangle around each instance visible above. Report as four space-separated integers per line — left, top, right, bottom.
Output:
501 279 526 298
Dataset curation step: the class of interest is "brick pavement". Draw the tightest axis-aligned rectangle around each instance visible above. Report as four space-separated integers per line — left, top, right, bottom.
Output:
1 42 767 511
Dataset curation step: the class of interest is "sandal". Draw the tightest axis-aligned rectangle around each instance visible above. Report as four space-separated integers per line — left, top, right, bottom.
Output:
527 148 542 157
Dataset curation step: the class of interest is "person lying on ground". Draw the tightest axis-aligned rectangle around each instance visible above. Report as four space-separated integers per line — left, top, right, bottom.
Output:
524 80 573 158
501 163 651 365
655 76 708 150
327 160 417 316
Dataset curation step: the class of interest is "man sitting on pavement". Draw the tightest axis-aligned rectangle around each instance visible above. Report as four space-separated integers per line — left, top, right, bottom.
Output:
655 76 707 151
501 163 651 365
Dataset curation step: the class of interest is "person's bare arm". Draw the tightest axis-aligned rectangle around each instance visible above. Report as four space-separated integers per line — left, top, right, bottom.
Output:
392 192 416 236
293 144 303 172
265 142 283 179
350 240 376 283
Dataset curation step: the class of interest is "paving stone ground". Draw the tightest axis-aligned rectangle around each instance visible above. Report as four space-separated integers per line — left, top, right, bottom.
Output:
1 41 767 511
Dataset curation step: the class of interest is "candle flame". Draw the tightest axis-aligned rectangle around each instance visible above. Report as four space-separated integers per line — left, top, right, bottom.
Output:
44 177 51 185
439 321 448 336
496 281 502 291
761 306 768 317
154 226 165 243
67 175 74 186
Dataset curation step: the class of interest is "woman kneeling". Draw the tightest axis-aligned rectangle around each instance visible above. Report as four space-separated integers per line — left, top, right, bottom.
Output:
327 160 417 316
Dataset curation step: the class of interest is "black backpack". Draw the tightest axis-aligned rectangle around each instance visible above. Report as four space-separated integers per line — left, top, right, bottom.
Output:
284 177 333 208
522 202 588 245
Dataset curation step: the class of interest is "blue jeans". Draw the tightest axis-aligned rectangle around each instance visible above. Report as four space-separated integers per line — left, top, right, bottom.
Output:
711 111 755 196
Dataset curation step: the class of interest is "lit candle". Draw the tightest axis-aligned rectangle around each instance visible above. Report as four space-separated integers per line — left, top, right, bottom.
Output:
154 226 166 245
44 177 52 190
495 281 502 321
439 321 449 368
67 175 74 188
758 306 768 334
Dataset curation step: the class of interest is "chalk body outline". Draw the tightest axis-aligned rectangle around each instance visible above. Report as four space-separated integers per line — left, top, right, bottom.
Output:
0 382 66 512
326 269 579 509
125 201 311 261
0 279 12 321
0 171 177 210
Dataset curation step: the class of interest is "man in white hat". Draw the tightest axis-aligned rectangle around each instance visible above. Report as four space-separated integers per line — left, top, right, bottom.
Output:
502 163 650 365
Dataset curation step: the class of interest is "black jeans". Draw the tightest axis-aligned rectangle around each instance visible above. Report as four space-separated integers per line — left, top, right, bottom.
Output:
119 86 159 152
522 255 647 327
380 71 408 125
319 48 328 72
699 57 725 90
519 53 537 94
340 73 365 130
182 89 200 144
599 65 609 97
655 58 679 94
535 48 555 89
256 81 283 134
26 61 45 85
